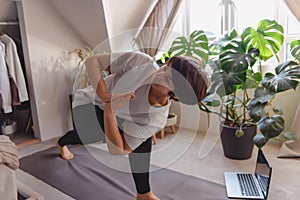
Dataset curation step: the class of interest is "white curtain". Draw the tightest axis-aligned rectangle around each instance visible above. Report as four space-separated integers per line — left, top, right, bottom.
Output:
278 0 300 157
278 103 300 157
135 0 182 57
283 0 300 22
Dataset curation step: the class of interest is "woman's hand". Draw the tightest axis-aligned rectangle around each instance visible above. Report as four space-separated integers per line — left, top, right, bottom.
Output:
105 92 135 112
100 92 135 104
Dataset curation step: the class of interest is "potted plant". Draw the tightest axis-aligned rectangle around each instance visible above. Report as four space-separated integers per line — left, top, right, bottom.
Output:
72 47 94 94
166 112 177 129
203 19 300 159
158 19 300 159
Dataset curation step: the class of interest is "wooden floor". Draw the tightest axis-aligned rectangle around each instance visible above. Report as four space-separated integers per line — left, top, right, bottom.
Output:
4 127 40 149
16 138 40 149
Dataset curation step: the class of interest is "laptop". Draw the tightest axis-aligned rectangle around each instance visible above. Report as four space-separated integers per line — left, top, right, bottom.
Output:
224 149 272 199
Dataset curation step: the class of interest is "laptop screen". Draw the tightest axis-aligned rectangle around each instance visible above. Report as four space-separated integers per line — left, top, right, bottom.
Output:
255 150 272 198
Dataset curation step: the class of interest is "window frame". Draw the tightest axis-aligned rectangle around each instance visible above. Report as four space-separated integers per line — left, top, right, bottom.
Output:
170 0 300 63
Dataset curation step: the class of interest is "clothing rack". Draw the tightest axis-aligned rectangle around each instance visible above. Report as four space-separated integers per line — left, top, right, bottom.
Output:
0 21 19 26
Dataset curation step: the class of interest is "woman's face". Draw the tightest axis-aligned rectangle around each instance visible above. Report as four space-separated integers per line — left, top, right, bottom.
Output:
151 65 175 97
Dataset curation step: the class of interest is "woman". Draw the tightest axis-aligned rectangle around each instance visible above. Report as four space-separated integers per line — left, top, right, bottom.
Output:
56 51 208 200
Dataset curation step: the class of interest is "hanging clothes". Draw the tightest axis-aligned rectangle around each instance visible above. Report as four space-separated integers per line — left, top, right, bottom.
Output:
0 33 28 113
0 41 12 113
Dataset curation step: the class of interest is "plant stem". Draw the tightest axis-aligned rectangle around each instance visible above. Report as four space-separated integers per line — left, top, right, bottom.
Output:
259 60 263 76
243 89 246 122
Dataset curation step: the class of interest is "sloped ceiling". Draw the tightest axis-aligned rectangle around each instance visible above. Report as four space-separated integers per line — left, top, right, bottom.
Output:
0 0 156 50
107 0 156 35
49 0 155 50
49 0 109 49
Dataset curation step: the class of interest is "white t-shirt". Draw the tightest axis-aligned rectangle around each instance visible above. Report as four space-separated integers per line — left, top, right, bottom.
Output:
73 52 171 150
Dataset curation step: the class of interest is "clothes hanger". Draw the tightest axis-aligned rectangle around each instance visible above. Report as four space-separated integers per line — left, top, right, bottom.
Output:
0 29 22 44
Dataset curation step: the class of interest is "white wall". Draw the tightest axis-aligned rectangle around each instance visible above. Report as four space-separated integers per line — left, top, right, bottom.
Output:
19 0 87 140
273 87 300 131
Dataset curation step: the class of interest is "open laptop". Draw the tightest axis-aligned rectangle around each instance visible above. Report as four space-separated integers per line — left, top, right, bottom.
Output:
224 149 272 199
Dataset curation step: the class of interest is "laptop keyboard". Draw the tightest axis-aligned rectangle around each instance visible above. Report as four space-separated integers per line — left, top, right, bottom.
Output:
237 174 260 196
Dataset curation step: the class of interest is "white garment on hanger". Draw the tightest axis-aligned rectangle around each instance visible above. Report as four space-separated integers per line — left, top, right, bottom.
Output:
0 34 28 105
0 41 12 113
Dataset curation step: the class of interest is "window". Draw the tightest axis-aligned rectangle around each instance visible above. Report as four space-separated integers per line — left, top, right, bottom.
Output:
167 0 300 62
287 14 300 35
189 0 221 37
235 0 276 32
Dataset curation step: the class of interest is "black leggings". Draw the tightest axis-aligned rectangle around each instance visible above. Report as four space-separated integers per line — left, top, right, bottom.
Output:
58 104 152 194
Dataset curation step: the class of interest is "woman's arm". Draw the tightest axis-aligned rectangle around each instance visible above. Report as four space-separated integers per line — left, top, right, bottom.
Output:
104 92 134 155
85 54 112 103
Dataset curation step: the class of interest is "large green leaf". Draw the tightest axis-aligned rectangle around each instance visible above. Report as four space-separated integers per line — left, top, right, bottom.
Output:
241 19 284 61
209 67 242 96
248 103 266 122
291 39 300 63
253 134 267 149
201 94 221 107
210 29 238 55
207 44 259 97
247 87 275 106
262 61 300 93
220 41 259 74
258 115 285 139
170 30 209 64
246 87 274 122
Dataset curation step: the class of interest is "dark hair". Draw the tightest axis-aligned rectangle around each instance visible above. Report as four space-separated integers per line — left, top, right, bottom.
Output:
166 56 209 105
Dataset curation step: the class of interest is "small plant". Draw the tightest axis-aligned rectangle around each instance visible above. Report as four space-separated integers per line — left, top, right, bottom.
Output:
72 47 94 93
168 112 177 118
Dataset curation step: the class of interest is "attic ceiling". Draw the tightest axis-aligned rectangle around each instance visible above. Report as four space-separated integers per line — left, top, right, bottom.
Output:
49 0 108 49
0 0 156 50
49 0 155 49
108 0 156 34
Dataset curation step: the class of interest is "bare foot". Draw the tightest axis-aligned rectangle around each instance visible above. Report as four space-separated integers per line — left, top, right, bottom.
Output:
56 140 74 160
136 191 160 200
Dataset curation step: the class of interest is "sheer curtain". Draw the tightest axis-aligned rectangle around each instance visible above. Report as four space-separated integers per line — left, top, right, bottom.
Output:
135 0 182 57
278 0 300 157
283 0 300 22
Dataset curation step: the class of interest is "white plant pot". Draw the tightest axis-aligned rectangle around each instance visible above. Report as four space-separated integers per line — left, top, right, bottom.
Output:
166 115 177 127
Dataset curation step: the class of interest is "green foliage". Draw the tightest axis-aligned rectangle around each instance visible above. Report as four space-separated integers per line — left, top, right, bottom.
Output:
283 131 298 141
262 61 300 93
156 51 172 67
201 19 299 149
241 19 284 61
157 30 209 66
157 19 299 149
291 39 300 63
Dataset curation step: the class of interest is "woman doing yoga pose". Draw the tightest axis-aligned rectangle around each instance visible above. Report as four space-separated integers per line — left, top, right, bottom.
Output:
56 51 208 200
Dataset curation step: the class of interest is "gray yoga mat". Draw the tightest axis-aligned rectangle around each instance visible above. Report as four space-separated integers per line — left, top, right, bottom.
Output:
19 145 226 200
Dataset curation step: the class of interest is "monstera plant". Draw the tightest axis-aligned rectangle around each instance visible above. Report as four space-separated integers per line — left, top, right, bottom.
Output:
158 19 300 159
203 19 300 159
